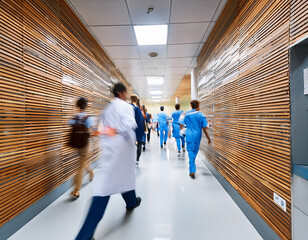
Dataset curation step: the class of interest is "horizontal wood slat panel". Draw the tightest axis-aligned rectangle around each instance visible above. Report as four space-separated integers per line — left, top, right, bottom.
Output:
0 0 130 227
197 0 299 239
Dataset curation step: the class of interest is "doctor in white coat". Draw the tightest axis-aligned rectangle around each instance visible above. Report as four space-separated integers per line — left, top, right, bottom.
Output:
75 83 141 240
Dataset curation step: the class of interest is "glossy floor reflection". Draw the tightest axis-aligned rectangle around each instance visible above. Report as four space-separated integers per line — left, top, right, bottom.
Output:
9 135 262 240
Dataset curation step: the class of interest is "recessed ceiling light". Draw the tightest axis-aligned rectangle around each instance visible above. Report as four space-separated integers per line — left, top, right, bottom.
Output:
134 25 168 45
152 96 161 99
153 100 161 102
150 90 162 95
147 76 164 86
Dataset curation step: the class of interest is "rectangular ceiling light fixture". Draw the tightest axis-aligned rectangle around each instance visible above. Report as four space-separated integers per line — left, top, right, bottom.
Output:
134 25 168 45
150 90 162 95
147 76 164 86
152 96 161 99
153 100 161 102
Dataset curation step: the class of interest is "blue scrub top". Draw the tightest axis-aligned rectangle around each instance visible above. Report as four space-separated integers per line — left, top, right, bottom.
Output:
157 112 169 131
184 109 208 143
172 110 184 138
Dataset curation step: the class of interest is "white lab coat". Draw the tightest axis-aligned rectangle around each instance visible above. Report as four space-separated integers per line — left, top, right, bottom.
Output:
93 97 137 197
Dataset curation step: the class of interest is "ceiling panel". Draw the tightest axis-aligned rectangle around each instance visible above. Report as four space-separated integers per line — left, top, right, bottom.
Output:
202 21 216 42
144 68 165 76
121 68 144 76
213 0 228 21
167 44 199 58
165 67 187 75
166 57 192 67
70 0 130 25
91 26 137 46
139 45 167 59
164 74 184 80
168 22 209 44
104 46 140 59
141 59 166 68
170 0 220 23
114 59 143 68
127 0 171 24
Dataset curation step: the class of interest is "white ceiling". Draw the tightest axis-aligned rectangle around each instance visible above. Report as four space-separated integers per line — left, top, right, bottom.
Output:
68 0 227 103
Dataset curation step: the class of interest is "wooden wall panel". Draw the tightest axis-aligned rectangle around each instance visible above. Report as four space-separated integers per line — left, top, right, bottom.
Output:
0 0 129 227
197 0 306 239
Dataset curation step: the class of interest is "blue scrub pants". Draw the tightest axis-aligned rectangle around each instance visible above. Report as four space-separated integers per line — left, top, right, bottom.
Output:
75 190 137 240
175 136 185 151
187 142 200 173
160 130 168 146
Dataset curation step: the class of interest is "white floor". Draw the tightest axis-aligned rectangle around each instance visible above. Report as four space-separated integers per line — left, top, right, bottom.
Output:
8 135 263 240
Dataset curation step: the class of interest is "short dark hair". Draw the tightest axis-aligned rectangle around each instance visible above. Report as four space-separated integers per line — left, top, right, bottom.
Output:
175 104 180 110
160 106 164 111
190 100 199 109
130 95 138 103
77 97 88 110
112 83 127 97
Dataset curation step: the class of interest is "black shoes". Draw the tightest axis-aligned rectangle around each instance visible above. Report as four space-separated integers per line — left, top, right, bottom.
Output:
126 197 142 211
189 173 195 179
164 142 166 145
143 146 146 151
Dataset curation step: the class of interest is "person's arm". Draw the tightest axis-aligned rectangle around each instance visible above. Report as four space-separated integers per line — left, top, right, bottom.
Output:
202 127 211 145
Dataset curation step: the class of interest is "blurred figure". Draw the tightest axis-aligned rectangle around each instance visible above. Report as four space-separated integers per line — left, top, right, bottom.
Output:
130 95 146 162
172 104 186 156
182 100 211 179
145 108 152 142
157 106 169 148
75 83 141 240
141 105 148 151
68 97 95 199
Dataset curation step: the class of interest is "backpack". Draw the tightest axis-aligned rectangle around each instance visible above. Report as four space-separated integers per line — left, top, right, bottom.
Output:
69 115 90 148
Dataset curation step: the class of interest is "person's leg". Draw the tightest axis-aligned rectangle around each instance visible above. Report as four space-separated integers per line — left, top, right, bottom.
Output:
122 190 141 210
175 138 181 151
164 130 168 144
187 142 197 174
142 134 146 151
160 130 164 146
181 136 185 151
147 128 151 142
136 142 142 161
82 144 94 180
72 144 89 196
75 196 110 240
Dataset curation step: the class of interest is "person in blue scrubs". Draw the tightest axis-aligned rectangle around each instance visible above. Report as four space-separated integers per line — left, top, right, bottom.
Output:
157 106 169 148
172 104 185 156
183 100 211 178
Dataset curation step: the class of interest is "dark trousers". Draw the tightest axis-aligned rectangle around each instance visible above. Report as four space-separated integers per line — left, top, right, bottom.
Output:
75 190 137 240
137 142 143 161
147 128 151 142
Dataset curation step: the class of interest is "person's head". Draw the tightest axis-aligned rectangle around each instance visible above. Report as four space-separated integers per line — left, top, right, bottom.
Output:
175 104 180 110
77 97 88 111
130 95 138 104
112 83 127 100
190 100 200 110
160 106 164 111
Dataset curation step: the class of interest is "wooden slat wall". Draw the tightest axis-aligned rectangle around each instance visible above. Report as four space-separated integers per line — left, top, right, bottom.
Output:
198 0 307 239
0 0 128 227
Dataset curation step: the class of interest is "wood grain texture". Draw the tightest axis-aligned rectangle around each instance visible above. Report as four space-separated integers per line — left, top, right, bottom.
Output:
0 0 129 227
197 0 307 239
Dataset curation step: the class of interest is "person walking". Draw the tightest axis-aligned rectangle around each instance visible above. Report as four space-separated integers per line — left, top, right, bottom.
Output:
157 106 169 148
75 83 141 240
69 97 95 199
171 104 186 156
130 95 146 162
145 108 152 142
182 100 211 179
